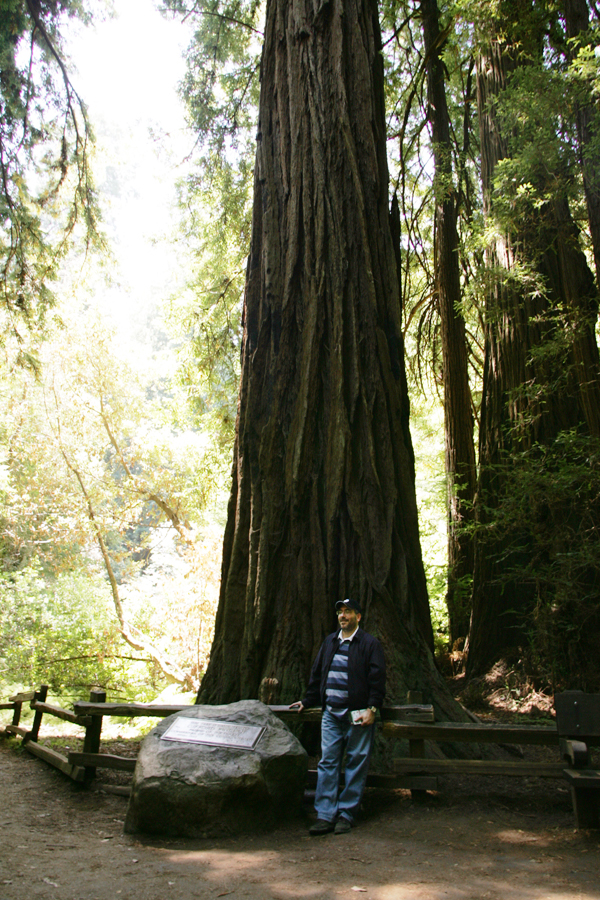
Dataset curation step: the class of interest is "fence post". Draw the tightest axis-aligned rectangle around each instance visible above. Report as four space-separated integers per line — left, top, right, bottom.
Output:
25 685 48 744
407 691 427 801
83 689 106 783
259 677 280 705
12 699 22 728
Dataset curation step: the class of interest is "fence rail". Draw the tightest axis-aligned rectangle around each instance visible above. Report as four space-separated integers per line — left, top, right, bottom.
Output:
0 684 570 800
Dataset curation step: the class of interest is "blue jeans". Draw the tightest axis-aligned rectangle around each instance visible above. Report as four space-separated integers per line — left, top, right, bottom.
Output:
314 709 375 824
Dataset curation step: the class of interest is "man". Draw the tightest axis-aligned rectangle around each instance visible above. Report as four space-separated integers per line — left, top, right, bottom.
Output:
290 598 386 835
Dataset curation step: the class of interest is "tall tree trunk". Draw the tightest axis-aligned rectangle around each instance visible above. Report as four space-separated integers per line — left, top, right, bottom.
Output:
564 0 600 280
198 0 461 717
420 0 476 644
466 14 599 677
562 0 600 436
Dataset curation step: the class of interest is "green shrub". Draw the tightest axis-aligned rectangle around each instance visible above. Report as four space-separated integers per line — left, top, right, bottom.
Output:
479 430 600 690
0 565 166 703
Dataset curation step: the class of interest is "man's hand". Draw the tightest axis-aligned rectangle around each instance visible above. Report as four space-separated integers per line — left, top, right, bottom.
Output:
289 701 304 712
355 708 375 726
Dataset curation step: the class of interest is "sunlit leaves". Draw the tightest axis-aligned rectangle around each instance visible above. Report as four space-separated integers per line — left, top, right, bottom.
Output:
161 0 262 146
0 0 102 358
162 0 261 448
0 567 134 697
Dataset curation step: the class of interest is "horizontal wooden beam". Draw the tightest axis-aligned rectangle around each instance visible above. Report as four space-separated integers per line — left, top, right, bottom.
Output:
31 701 91 726
563 769 600 789
0 702 16 710
68 751 136 772
24 741 85 782
72 701 435 723
381 705 436 723
270 706 322 722
98 784 131 797
393 757 565 778
8 691 35 703
272 705 435 724
5 724 28 738
382 720 560 746
305 768 438 791
73 701 193 717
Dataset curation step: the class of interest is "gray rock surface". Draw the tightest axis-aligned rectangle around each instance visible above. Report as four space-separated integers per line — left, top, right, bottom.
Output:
124 700 308 837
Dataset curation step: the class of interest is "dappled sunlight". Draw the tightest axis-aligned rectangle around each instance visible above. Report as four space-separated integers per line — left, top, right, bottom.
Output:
239 886 338 899
376 886 596 900
166 848 282 869
3 730 600 900
497 828 552 847
160 848 343 899
155 840 600 900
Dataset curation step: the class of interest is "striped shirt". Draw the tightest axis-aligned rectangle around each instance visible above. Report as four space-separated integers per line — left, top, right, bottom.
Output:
325 627 359 718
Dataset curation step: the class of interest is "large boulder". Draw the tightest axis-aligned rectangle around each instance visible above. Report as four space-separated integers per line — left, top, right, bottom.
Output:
124 700 308 838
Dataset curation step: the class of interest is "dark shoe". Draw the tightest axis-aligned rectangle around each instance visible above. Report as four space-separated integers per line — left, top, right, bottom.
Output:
334 817 352 834
309 818 335 836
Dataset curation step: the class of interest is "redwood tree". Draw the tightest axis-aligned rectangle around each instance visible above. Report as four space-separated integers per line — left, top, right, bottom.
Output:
198 0 460 714
466 0 600 677
563 0 600 436
420 0 477 645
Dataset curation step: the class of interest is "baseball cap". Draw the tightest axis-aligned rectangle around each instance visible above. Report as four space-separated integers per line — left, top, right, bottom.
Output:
335 598 362 614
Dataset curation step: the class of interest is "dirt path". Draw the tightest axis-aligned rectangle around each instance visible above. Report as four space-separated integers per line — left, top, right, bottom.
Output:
2 738 600 900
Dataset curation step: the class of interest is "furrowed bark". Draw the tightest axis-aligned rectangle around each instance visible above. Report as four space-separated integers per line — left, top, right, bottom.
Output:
198 0 464 715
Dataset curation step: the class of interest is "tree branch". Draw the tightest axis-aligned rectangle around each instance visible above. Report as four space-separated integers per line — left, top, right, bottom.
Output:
25 0 87 145
98 398 195 547
44 383 193 689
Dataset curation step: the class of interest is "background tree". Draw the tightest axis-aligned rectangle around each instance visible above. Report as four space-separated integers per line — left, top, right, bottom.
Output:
162 0 260 450
4 0 599 706
0 312 222 694
0 0 101 366
420 0 476 645
564 0 600 285
466 0 600 682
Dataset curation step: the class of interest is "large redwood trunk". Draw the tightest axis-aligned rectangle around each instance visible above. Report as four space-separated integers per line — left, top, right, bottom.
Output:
198 0 460 714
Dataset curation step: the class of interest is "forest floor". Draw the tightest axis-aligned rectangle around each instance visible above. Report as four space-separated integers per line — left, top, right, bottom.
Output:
2 675 600 900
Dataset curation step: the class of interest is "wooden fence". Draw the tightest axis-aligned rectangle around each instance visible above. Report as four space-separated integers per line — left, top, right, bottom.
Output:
0 684 579 798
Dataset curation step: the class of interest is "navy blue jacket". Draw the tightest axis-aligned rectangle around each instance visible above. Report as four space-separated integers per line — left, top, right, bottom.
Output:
301 628 386 711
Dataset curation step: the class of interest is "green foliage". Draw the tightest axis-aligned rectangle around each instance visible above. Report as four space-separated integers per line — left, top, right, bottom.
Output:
473 428 600 690
489 65 587 243
168 149 252 452
0 307 227 692
0 565 164 700
569 21 600 102
380 0 484 396
0 352 89 575
162 0 261 448
162 0 262 145
0 0 103 360
408 385 449 638
471 2 600 257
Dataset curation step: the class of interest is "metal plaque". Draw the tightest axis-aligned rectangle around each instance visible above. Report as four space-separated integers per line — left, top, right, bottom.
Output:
161 716 265 750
